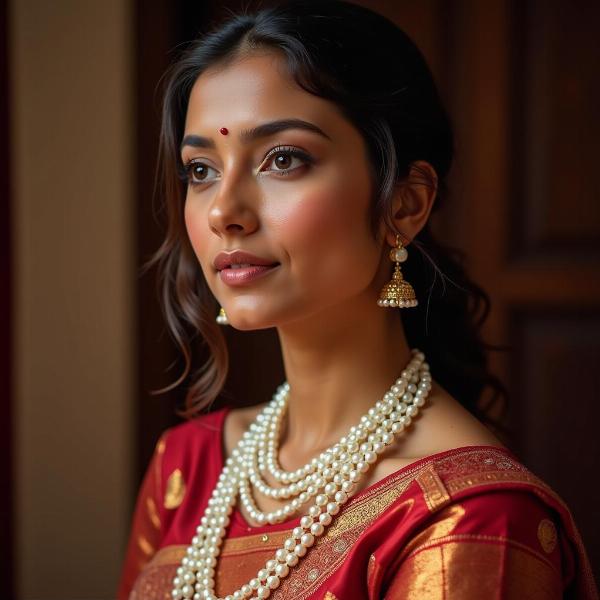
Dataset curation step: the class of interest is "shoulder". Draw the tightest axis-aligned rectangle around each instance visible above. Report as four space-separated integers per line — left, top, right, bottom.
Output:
160 408 228 454
368 381 505 482
376 450 575 593
404 379 505 454
407 446 569 565
150 408 228 496
380 480 570 598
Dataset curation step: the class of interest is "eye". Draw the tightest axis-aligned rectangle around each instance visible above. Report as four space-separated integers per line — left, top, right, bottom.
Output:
181 160 220 186
261 146 314 175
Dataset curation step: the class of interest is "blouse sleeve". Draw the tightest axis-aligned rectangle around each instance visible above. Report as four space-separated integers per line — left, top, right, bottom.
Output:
116 432 168 600
383 489 572 599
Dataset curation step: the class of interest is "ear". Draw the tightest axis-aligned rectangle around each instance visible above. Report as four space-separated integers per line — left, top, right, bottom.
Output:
380 160 438 248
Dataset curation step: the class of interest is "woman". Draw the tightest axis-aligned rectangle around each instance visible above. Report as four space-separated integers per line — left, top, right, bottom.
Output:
118 2 597 598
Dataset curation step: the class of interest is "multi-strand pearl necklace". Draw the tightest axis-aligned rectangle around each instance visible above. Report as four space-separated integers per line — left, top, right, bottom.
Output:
172 349 431 600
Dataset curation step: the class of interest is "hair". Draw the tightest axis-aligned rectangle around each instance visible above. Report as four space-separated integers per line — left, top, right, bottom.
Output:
145 0 509 433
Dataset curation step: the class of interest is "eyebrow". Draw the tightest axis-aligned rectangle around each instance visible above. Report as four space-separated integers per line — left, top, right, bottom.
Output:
179 118 331 153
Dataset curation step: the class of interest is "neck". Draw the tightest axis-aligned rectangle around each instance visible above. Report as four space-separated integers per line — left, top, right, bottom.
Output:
275 294 412 459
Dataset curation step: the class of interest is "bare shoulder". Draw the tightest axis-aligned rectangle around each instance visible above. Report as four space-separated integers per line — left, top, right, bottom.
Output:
356 380 506 489
386 379 505 460
427 380 504 447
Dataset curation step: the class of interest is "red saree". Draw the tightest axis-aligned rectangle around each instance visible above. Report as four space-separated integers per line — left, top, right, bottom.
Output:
118 408 598 599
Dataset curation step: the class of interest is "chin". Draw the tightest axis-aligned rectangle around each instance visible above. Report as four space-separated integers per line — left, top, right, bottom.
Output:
226 312 277 331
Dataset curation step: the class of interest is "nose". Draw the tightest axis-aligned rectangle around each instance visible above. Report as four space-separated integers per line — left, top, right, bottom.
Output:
207 176 259 238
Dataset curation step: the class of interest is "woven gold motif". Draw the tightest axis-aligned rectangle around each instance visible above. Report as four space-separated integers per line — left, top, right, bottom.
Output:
537 519 558 554
146 496 161 529
164 469 186 509
137 535 155 556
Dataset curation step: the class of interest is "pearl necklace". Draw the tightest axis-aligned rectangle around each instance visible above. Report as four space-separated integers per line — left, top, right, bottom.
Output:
172 349 431 600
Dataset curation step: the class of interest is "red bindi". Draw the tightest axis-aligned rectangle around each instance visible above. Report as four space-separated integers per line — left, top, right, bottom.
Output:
219 127 229 135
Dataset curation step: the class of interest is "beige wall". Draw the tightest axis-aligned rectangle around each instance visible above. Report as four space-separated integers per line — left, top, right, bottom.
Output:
11 1 134 597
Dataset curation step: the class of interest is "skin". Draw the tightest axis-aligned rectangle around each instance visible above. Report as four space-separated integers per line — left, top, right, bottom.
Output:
181 51 503 520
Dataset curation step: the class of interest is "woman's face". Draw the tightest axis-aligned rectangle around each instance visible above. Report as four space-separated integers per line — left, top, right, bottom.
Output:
182 51 387 330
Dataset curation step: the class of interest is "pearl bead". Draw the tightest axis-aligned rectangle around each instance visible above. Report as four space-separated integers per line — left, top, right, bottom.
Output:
365 452 377 464
300 516 313 529
319 512 332 525
275 549 287 562
341 481 355 493
324 482 337 495
275 563 289 577
391 421 404 434
406 405 419 417
326 501 340 515
294 543 308 556
284 538 295 551
286 553 299 566
334 491 348 504
266 575 280 589
310 522 324 536
266 559 277 571
390 246 408 262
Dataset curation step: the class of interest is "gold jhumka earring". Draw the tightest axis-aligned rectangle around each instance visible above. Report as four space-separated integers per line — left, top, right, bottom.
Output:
377 234 418 308
216 306 229 325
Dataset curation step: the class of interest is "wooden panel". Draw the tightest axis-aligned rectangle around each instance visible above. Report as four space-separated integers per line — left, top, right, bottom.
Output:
510 0 600 260
443 0 600 578
441 0 512 393
509 310 600 571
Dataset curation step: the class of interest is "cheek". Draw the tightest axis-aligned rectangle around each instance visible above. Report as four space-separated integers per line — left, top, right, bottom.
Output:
269 176 378 280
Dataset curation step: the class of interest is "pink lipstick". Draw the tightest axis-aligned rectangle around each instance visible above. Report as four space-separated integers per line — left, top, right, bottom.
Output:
213 250 280 287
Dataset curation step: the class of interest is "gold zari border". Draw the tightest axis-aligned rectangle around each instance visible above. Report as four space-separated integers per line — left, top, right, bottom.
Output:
385 539 562 599
416 467 451 512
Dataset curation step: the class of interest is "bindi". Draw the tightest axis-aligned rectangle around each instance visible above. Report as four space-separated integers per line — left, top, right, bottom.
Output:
219 127 229 135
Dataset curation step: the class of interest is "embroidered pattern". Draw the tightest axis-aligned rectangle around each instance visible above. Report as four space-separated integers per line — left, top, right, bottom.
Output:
164 469 186 509
537 519 558 554
416 466 451 512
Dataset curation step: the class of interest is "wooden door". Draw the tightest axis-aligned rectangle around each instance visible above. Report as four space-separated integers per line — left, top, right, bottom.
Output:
427 0 600 575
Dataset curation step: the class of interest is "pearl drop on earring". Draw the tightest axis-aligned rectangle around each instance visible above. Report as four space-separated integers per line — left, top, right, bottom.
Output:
216 307 229 325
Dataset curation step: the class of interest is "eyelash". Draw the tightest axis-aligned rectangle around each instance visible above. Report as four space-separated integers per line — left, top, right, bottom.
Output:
178 145 314 188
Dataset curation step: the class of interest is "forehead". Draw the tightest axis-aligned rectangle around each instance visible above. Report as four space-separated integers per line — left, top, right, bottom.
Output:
184 52 343 132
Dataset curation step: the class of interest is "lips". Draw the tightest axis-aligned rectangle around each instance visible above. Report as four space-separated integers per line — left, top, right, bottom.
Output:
213 250 279 271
